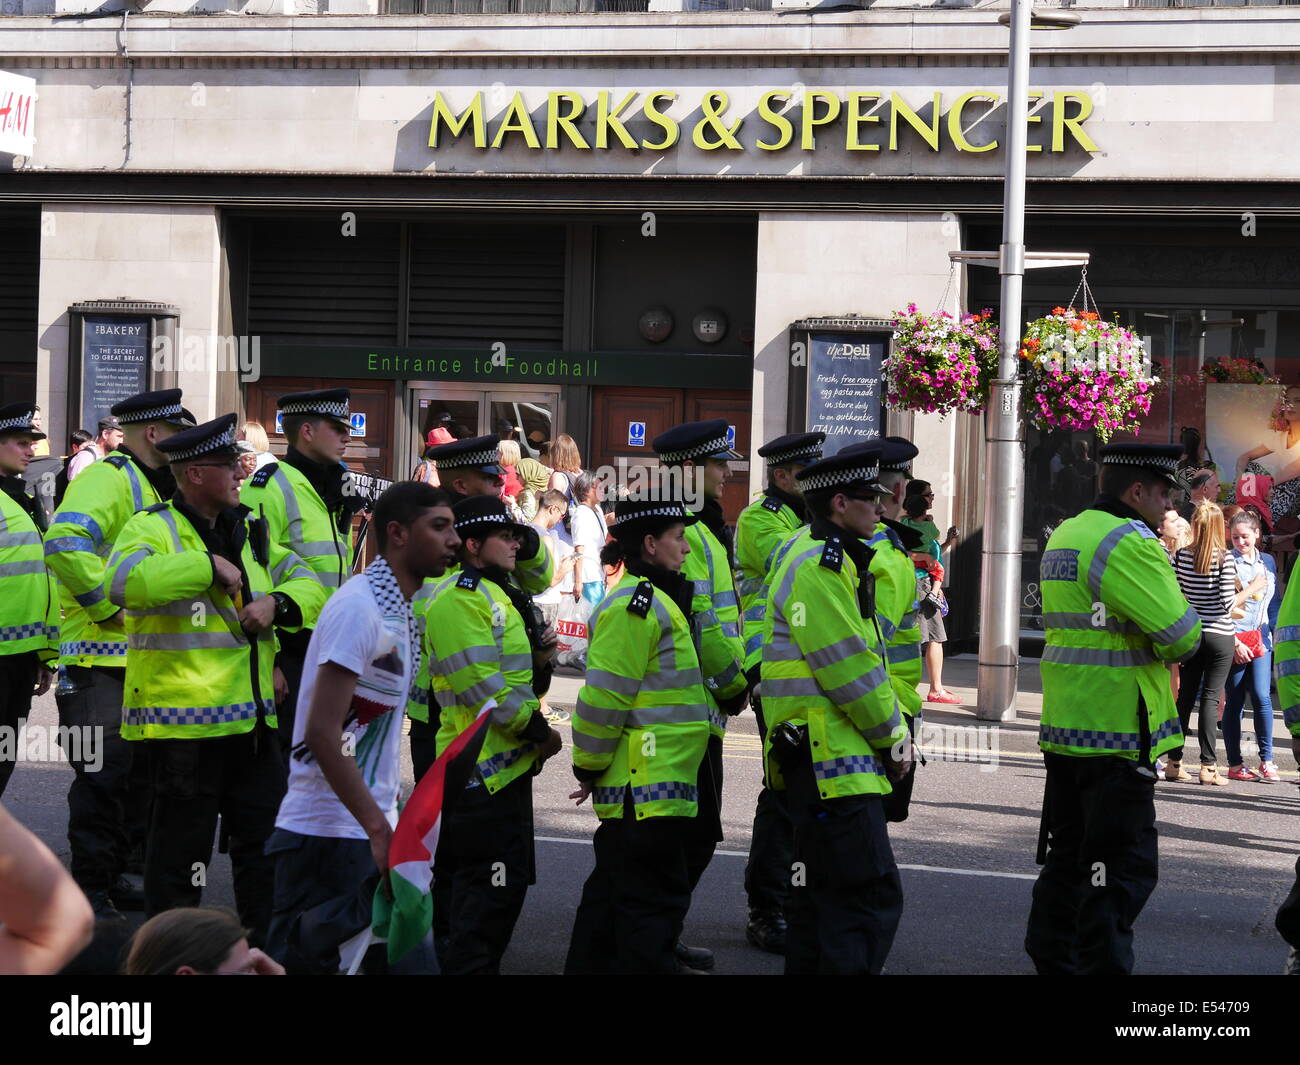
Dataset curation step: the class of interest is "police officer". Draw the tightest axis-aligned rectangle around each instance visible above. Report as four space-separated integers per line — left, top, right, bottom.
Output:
1025 443 1202 975
105 414 326 944
44 388 195 918
424 495 563 974
242 388 360 751
653 418 749 972
762 442 909 974
566 498 712 975
852 436 928 822
735 430 824 954
1255 509 1300 974
406 434 555 782
0 404 58 797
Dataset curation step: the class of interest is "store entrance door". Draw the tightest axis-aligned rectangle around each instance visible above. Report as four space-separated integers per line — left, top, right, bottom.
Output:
409 383 564 473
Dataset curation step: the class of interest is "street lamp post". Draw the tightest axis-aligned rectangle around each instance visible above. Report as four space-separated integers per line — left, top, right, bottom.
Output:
975 1 1081 721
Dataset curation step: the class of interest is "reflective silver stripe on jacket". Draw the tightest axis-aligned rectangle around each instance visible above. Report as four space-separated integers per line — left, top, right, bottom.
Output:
1275 626 1300 644
1086 523 1137 601
886 642 921 665
821 662 890 707
1041 644 1156 668
1042 611 1139 634
122 461 144 512
570 725 618 755
158 507 184 552
0 530 40 549
128 631 247 651
0 560 44 577
805 634 872 674
109 548 152 605
1149 605 1200 648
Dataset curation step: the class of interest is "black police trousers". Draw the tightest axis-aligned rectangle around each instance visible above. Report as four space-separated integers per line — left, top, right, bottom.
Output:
783 753 904 975
409 715 439 785
432 771 535 975
1025 752 1158 975
1275 854 1300 950
684 733 725 890
55 664 150 891
565 795 693 975
744 696 794 913
144 720 285 948
0 651 38 799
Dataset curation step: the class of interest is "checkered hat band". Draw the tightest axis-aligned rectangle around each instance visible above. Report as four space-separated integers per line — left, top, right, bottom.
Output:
802 465 878 491
765 444 822 467
1103 454 1177 474
281 399 349 419
454 513 512 530
118 403 183 424
624 506 688 520
169 428 235 462
435 448 498 470
0 414 35 433
661 435 731 463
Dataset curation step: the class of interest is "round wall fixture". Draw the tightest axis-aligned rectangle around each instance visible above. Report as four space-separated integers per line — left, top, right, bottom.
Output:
692 307 728 344
638 306 674 343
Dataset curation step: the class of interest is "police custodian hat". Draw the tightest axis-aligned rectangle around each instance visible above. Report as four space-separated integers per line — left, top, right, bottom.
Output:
797 440 890 496
157 413 240 463
0 403 45 440
653 419 743 463
1099 443 1187 488
430 434 502 475
278 388 351 428
111 388 195 428
880 436 919 474
757 431 825 467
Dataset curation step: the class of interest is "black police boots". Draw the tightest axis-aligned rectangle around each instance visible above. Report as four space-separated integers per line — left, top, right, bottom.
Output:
745 908 788 955
674 940 714 972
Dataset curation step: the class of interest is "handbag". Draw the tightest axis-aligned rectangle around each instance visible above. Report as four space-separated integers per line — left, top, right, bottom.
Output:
1236 629 1265 659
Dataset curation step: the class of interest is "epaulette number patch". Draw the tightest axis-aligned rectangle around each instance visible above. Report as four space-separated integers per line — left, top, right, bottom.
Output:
248 463 278 487
761 496 783 513
457 571 480 591
819 538 843 571
628 580 653 618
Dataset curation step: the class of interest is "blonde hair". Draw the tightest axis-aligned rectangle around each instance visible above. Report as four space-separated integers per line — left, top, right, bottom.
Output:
549 433 582 474
497 439 521 466
240 420 270 454
1189 499 1226 575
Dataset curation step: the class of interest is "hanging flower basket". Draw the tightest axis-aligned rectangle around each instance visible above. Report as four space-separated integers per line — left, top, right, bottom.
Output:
885 304 1000 418
1019 307 1157 443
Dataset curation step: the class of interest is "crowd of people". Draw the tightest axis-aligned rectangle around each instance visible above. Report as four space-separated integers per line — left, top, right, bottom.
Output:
1 388 1296 978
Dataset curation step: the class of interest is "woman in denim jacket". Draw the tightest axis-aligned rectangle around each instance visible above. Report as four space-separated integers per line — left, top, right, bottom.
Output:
1223 511 1280 782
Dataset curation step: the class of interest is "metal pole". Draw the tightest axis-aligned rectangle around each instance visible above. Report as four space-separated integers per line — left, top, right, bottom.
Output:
977 0 1031 722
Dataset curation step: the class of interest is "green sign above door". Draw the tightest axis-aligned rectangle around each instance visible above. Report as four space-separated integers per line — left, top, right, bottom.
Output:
262 345 752 389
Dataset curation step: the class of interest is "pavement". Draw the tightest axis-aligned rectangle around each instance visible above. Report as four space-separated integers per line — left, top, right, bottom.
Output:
4 654 1298 976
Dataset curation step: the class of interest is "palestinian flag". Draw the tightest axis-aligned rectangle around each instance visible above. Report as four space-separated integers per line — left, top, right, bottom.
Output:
370 702 493 963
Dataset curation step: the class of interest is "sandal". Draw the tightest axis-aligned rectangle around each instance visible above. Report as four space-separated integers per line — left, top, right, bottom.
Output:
926 691 964 705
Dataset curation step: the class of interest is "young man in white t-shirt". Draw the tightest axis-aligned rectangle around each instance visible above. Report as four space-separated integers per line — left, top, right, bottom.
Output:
266 482 460 974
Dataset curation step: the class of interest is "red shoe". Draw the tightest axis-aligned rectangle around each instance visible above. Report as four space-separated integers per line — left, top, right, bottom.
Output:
1258 762 1280 783
926 691 964 705
1226 765 1259 782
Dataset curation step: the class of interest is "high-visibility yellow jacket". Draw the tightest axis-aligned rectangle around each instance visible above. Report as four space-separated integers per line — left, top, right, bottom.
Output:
735 491 805 676
573 572 710 820
241 460 351 593
406 528 554 724
868 522 923 719
683 520 747 736
761 524 907 799
0 484 58 662
426 566 543 793
1267 563 1300 740
44 452 164 667
105 501 326 740
1039 504 1201 762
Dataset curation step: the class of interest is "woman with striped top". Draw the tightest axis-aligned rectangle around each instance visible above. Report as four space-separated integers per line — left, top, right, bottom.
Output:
1168 500 1258 785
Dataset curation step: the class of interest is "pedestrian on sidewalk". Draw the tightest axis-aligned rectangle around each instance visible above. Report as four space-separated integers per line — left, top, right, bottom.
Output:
1222 510 1280 782
901 483 960 704
1169 500 1258 786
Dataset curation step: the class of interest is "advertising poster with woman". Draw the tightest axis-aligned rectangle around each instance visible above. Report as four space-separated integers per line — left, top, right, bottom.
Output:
1206 382 1300 530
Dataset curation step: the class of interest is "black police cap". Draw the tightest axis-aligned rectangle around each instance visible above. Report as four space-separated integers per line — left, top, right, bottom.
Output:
797 441 890 496
1099 443 1187 488
756 431 825 467
278 388 351 428
452 494 525 536
429 434 503 475
111 388 194 428
0 402 45 441
157 413 240 463
611 498 700 534
880 436 919 473
652 419 742 463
